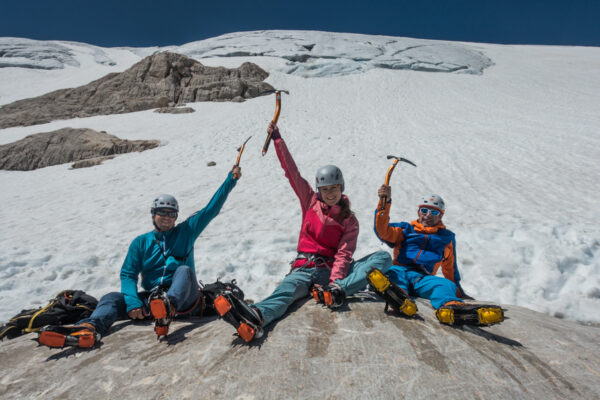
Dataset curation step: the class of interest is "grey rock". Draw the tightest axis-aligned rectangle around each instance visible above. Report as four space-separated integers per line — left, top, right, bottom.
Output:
0 127 159 171
70 155 116 169
207 161 217 166
0 299 597 399
0 51 274 128
154 107 196 114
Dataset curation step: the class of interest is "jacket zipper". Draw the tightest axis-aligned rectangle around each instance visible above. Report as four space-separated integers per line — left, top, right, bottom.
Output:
413 234 428 263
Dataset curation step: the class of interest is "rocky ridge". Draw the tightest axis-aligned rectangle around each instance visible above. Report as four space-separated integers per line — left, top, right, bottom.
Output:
0 51 273 128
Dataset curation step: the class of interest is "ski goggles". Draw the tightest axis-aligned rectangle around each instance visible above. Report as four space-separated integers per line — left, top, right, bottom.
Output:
154 209 178 218
419 207 441 216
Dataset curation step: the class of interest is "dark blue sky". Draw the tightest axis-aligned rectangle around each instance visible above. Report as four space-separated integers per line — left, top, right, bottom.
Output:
1 0 599 47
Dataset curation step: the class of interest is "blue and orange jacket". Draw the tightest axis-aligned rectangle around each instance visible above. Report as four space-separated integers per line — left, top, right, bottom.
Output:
373 199 464 295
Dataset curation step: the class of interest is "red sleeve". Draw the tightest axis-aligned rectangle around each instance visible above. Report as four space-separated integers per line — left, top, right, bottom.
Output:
274 138 314 213
329 215 359 283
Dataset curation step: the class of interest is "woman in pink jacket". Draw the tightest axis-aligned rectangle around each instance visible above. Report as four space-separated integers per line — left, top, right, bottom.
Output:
215 122 392 343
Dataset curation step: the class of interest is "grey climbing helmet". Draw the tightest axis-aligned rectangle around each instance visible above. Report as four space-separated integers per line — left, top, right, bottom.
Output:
151 194 179 214
315 165 344 192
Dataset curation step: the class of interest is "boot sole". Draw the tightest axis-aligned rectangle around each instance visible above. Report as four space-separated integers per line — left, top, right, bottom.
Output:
150 297 173 338
367 268 418 316
38 326 98 348
214 294 261 343
150 299 168 320
436 305 504 326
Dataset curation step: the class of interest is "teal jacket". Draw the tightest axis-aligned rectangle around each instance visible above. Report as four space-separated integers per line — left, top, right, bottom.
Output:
120 172 237 311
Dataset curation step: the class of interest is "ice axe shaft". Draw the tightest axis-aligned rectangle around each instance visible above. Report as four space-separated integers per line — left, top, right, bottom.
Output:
381 155 417 210
262 90 289 156
233 136 252 179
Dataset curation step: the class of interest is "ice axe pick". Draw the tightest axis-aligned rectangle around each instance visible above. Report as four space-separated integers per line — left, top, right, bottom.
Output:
233 136 252 179
381 155 417 210
261 90 290 156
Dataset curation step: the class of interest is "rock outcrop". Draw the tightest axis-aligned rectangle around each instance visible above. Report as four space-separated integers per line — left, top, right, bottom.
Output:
0 52 274 128
0 128 159 170
154 106 196 114
0 298 597 399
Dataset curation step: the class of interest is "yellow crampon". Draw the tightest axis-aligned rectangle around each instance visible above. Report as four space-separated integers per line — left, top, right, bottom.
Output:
367 268 391 292
397 298 418 317
436 303 504 327
477 307 504 325
436 308 455 324
367 267 417 317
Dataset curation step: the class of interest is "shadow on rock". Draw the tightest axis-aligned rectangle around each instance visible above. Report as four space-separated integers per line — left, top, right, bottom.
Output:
459 324 523 347
163 317 217 346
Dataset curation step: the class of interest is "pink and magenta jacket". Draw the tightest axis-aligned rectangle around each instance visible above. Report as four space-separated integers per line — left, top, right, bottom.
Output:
274 137 359 283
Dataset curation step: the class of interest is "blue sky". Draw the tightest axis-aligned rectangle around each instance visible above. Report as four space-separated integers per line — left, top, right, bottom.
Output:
1 0 598 47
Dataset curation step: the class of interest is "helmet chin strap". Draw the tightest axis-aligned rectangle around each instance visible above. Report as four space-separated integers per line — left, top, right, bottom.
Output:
152 212 161 231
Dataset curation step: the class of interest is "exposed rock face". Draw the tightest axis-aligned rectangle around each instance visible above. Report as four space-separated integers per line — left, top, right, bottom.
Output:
0 299 597 399
0 52 274 128
0 128 159 170
154 106 196 114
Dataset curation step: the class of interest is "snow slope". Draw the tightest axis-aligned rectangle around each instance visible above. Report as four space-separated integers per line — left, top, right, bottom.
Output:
1 31 599 324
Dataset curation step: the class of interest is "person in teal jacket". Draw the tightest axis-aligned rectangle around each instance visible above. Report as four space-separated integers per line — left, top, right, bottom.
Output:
37 166 241 348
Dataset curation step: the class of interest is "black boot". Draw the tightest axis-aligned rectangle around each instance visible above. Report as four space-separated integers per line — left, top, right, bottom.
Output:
214 290 263 343
149 289 176 338
37 323 100 348
436 301 504 326
312 284 345 308
366 267 418 317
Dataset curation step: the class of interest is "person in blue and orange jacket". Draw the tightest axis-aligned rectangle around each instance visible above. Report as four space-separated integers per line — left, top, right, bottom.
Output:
374 185 471 311
213 122 392 343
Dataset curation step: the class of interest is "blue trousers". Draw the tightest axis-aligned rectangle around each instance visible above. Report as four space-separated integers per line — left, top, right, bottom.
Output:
78 265 201 336
254 250 392 327
386 266 461 309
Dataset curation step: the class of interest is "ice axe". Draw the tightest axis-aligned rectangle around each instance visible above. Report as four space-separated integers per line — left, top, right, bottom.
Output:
381 155 417 210
233 136 252 179
261 89 290 156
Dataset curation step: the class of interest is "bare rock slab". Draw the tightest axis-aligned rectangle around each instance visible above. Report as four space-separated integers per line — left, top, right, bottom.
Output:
0 52 274 128
0 299 598 399
0 127 159 170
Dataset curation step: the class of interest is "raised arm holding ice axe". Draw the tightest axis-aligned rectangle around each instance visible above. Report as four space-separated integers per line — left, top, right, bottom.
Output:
211 103 392 343
368 155 505 328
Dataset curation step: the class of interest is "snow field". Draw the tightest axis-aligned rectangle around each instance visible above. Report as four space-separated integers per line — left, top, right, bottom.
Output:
1 34 599 323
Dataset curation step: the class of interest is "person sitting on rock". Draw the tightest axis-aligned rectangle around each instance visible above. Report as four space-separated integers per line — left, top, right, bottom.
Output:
368 186 504 326
213 122 391 343
37 166 242 348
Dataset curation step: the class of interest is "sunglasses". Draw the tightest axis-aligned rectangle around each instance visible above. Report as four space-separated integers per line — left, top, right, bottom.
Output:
419 207 441 216
154 209 178 218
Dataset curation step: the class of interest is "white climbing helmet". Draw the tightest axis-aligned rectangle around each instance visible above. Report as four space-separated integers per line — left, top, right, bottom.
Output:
419 194 445 212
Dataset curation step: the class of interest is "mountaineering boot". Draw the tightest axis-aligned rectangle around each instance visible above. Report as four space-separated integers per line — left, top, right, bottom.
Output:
149 289 176 338
366 267 418 317
214 290 263 343
311 284 345 308
37 323 100 348
436 301 504 327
